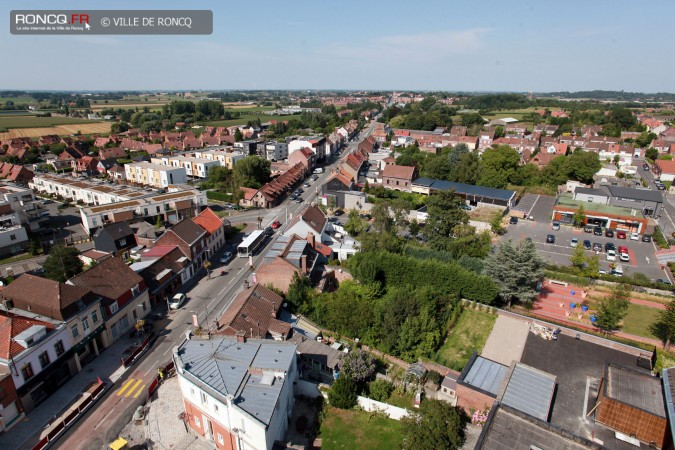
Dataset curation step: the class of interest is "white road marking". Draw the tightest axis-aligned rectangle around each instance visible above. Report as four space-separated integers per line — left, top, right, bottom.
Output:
94 407 116 430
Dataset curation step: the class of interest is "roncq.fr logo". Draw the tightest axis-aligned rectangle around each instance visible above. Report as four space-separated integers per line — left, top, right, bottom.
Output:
14 13 90 26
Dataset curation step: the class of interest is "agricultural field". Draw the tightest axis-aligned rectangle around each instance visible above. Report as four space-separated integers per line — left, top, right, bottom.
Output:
0 122 111 139
0 115 101 129
203 113 298 127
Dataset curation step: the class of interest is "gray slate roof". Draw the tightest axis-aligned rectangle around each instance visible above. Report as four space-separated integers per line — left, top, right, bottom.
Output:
606 364 665 417
176 337 296 425
461 356 508 396
606 185 663 203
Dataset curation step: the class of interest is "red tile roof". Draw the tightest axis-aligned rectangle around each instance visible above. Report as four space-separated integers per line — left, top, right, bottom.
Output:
193 207 224 235
0 312 56 359
656 159 675 175
141 245 178 258
382 164 416 180
216 284 290 339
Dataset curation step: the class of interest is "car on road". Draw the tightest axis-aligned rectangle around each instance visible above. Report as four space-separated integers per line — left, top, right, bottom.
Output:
643 163 650 171
643 234 652 242
303 182 311 188
606 249 617 261
605 229 615 238
593 227 603 236
552 222 560 231
271 220 281 229
657 184 666 190
294 197 303 203
169 293 187 310
264 226 274 236
311 175 319 181
617 230 626 239
583 240 591 250
570 238 578 248
630 232 640 241
605 242 616 252
592 242 602 252
546 234 555 244
509 216 519 225
220 251 233 265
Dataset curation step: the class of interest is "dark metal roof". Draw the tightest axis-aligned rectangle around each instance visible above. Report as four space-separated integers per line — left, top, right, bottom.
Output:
462 356 508 396
499 364 556 421
574 186 608 197
413 178 516 201
606 185 663 203
606 364 665 417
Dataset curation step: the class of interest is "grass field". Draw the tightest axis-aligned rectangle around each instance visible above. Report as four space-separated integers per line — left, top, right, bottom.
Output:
203 113 298 127
0 115 101 129
622 303 661 339
319 407 404 450
432 307 497 371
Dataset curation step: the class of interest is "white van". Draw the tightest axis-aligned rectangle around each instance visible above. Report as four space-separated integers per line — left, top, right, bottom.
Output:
313 168 324 174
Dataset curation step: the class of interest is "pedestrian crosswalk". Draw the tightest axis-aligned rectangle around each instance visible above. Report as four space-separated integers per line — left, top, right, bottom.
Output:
116 378 146 398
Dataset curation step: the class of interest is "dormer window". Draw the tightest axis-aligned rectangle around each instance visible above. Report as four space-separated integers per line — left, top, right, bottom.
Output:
131 284 140 297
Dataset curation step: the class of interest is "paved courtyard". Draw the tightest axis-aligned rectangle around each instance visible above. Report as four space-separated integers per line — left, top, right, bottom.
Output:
480 315 529 366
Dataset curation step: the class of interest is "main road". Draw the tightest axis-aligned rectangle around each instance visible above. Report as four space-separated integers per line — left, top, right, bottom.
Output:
51 119 378 449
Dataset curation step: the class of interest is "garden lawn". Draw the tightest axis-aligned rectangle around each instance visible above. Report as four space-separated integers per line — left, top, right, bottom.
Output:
319 407 404 450
433 308 497 370
622 303 661 339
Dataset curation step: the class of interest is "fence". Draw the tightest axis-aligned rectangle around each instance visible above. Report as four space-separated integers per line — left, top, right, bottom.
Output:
356 396 410 420
294 379 324 398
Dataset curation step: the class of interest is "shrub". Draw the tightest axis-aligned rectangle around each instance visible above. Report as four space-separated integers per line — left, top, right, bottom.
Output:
328 376 358 409
368 379 394 402
654 226 669 249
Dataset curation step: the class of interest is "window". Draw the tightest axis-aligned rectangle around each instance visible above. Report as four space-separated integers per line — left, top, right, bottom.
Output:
91 310 98 323
141 302 147 312
194 417 201 428
119 238 127 247
71 325 79 338
54 340 65 356
200 391 207 405
39 351 50 369
82 318 90 332
10 235 16 241
214 403 219 413
131 285 140 297
109 302 119 314
217 434 224 445
21 363 34 381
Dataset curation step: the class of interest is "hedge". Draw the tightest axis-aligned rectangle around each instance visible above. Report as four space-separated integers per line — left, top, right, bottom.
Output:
206 190 235 202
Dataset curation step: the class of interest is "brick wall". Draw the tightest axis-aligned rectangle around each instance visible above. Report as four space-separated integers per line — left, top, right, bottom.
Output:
456 383 495 414
183 399 236 450
255 259 298 293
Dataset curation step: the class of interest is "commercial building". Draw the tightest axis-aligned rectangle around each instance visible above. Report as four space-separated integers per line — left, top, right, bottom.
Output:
173 336 297 450
412 178 517 208
125 162 187 188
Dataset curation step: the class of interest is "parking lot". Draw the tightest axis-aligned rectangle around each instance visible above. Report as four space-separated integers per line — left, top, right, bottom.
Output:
504 195 670 282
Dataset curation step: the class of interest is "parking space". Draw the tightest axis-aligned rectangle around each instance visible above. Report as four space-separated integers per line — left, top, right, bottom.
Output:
502 220 667 281
527 194 556 222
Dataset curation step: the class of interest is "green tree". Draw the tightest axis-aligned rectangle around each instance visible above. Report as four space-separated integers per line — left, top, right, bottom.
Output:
646 148 659 161
401 399 465 450
570 244 586 269
344 209 366 236
328 375 358 409
370 202 393 234
368 379 394 402
234 128 243 142
573 205 586 227
490 210 505 235
483 239 544 307
453 152 480 184
585 254 600 277
477 145 520 188
43 245 84 283
339 349 376 383
204 165 231 190
232 156 270 189
594 284 631 334
286 272 313 314
423 190 468 250
564 150 601 184
650 300 675 350
408 218 421 237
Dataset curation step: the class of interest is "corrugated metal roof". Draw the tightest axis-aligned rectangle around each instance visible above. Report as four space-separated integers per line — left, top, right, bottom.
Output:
500 364 556 421
463 356 508 395
413 178 516 201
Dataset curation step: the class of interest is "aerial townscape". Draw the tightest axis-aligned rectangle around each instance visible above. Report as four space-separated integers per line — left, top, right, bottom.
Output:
3 2 675 450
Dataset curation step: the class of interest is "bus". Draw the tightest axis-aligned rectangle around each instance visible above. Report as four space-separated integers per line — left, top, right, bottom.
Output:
237 229 266 258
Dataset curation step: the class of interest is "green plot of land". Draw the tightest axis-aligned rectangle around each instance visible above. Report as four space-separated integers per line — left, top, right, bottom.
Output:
0 115 100 129
203 113 299 127
319 407 404 450
622 303 661 339
432 308 497 371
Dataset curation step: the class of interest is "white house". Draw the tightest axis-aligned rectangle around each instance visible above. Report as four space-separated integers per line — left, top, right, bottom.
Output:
283 205 329 244
174 336 297 450
124 162 187 188
151 156 221 179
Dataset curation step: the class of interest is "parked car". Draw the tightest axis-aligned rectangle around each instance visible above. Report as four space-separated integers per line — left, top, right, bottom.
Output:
584 225 593 233
458 204 472 211
642 234 652 242
546 234 555 244
583 240 591 250
617 245 628 254
611 264 624 276
606 249 617 261
657 184 666 190
619 252 630 262
593 227 603 236
617 230 626 239
656 278 673 285
552 222 560 231
605 229 615 238
311 175 319 181
570 238 578 248
630 232 640 241
294 197 303 203
271 220 281 229
220 251 233 265
303 182 311 188
169 293 187 310
333 209 344 216
509 217 519 225
264 226 274 236
605 242 616 252
592 242 602 252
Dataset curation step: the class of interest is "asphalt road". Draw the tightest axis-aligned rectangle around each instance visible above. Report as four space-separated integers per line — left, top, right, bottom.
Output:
50 121 378 449
633 157 675 236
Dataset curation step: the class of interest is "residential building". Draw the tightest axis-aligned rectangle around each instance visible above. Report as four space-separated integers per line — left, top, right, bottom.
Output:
130 246 189 305
151 156 221 179
289 333 343 384
239 163 304 209
192 148 245 170
68 257 150 342
288 147 316 175
154 217 208 279
93 222 136 258
98 147 126 160
655 159 675 182
215 284 291 340
174 336 297 450
79 188 207 233
0 311 70 412
1 274 107 375
0 163 34 184
0 369 23 432
0 204 29 258
288 136 328 161
381 164 418 192
283 205 328 243
193 207 228 258
125 162 187 188
256 142 288 161
30 173 153 206
0 182 48 232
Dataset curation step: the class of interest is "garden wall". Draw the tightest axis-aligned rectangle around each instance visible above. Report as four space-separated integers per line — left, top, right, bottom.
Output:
357 396 411 420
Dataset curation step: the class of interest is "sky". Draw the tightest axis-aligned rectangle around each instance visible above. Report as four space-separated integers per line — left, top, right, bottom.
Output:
1 0 674 92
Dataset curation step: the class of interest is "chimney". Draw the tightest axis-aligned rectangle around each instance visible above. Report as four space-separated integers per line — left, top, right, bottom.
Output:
236 331 246 343
306 232 315 249
301 255 307 273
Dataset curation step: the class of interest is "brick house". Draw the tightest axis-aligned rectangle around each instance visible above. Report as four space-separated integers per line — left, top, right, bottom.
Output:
381 164 418 192
154 217 208 279
288 147 316 175
193 207 228 258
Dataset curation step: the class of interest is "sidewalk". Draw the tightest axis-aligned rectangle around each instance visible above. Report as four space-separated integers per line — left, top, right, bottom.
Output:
0 336 132 450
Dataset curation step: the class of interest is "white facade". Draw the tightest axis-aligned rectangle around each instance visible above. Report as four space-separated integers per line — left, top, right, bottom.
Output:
0 225 28 257
151 156 221 179
192 149 245 169
125 162 187 188
29 173 152 206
